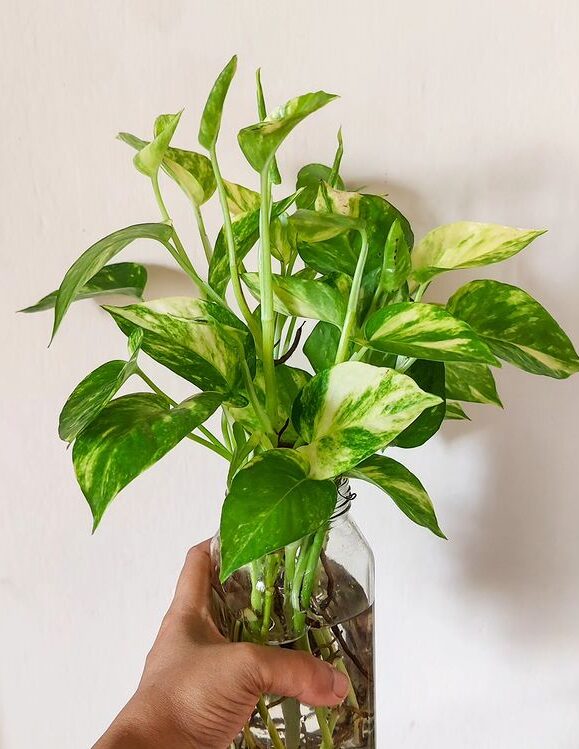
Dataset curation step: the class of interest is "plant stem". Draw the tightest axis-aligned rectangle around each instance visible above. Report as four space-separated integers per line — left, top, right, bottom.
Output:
413 282 429 302
209 146 262 345
257 697 286 749
192 201 213 264
335 229 369 364
151 173 171 223
168 231 225 306
259 167 279 424
261 552 280 638
240 358 276 447
297 634 334 749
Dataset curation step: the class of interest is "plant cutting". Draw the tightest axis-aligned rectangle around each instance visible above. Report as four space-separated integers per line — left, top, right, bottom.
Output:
24 55 579 749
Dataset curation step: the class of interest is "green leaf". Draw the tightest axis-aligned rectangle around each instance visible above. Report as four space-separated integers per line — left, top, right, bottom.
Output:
380 219 412 292
298 234 358 277
118 130 216 205
243 272 347 327
50 223 173 341
292 361 442 480
229 364 311 444
296 163 345 210
445 401 470 420
364 302 498 364
20 263 147 313
255 69 282 185
223 180 261 215
198 55 237 150
303 321 343 373
328 127 344 187
238 91 338 174
444 362 502 407
447 280 579 379
219 448 337 581
411 222 546 283
74 392 222 530
393 360 446 448
59 358 138 443
348 455 445 538
289 209 361 242
208 193 299 296
270 213 298 265
133 111 183 178
104 297 254 399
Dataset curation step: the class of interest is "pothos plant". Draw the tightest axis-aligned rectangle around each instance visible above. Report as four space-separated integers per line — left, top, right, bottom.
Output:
25 53 577 689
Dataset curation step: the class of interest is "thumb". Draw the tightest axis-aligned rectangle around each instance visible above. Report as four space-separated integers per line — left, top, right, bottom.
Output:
239 643 350 707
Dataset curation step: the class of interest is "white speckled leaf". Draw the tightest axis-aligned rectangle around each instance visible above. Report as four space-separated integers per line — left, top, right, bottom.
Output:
348 454 445 538
365 302 498 364
198 56 237 150
223 181 261 215
243 272 347 327
104 297 254 397
447 280 579 379
411 222 545 283
292 361 442 479
74 392 222 530
219 448 336 581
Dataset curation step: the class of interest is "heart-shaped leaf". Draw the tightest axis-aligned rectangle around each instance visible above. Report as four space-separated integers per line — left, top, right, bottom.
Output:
208 193 299 296
198 56 237 150
364 302 498 364
104 297 254 398
392 360 446 448
238 91 338 173
303 321 343 373
348 455 445 538
411 222 545 283
447 280 579 379
289 209 361 242
219 448 337 581
445 401 470 420
296 163 345 210
74 391 222 529
59 357 138 443
292 361 442 479
118 130 216 205
223 180 261 216
243 272 347 327
21 263 147 313
444 362 502 407
50 223 173 341
133 111 182 178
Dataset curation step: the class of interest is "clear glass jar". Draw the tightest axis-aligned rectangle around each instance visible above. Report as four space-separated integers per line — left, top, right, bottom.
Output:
211 479 375 749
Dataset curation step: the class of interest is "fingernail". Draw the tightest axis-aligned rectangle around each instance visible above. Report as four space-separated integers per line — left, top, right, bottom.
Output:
331 669 349 701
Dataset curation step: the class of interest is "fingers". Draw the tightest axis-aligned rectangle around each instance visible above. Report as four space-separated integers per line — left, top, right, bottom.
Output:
241 643 350 707
169 540 213 621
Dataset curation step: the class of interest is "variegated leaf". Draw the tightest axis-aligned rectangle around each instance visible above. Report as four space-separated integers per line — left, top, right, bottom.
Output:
208 193 298 296
223 180 261 215
292 361 442 479
364 302 498 364
447 280 579 379
243 272 347 327
219 448 337 581
393 360 446 448
445 401 470 420
118 130 215 204
411 222 545 283
104 297 254 399
229 364 311 445
59 357 138 443
198 56 237 150
50 223 173 341
296 162 345 210
21 263 147 313
270 213 298 265
348 455 445 538
238 91 338 174
445 362 502 407
133 111 182 178
289 209 361 242
379 219 412 293
74 392 222 529
255 69 282 185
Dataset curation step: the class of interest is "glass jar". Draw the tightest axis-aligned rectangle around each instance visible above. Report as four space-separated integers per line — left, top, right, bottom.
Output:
211 479 375 749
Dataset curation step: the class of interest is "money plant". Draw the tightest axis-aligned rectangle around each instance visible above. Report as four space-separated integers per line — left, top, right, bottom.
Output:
24 56 578 749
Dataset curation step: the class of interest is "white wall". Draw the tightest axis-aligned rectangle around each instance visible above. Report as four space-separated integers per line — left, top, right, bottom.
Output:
2 1 579 747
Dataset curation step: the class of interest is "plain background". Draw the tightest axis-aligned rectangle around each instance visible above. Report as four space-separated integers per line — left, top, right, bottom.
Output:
1 1 578 747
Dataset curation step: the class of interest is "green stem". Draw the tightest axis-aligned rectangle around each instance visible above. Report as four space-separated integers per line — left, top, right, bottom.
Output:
151 173 171 223
413 282 429 302
259 167 278 423
240 358 276 447
335 229 369 364
261 553 280 638
291 536 312 631
249 561 264 614
297 634 334 749
257 697 286 749
209 146 262 345
192 202 213 264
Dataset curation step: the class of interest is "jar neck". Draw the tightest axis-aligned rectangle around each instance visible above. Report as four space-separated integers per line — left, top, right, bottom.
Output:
330 478 355 524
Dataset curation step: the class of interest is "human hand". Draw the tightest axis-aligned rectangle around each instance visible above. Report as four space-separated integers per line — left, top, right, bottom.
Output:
93 540 349 749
